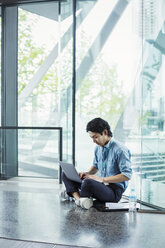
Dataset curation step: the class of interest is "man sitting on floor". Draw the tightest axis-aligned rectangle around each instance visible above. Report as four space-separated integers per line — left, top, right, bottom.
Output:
62 117 132 209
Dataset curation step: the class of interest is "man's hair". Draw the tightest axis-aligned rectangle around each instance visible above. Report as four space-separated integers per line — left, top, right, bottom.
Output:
86 117 112 137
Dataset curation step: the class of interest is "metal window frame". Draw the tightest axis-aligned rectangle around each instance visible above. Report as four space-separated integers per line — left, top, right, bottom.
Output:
1 5 18 178
0 0 76 181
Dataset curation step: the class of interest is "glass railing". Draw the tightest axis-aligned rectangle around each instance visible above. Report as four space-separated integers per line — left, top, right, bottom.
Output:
0 126 63 183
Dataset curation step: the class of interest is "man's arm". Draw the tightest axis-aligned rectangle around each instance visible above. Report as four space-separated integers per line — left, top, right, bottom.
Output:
102 173 130 183
85 173 129 183
87 166 98 175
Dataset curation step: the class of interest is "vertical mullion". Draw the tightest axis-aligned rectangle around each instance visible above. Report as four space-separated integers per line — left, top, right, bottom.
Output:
59 127 63 183
1 6 18 178
72 0 76 166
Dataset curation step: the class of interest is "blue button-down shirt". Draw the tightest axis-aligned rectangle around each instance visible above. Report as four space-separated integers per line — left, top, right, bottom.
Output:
93 138 132 191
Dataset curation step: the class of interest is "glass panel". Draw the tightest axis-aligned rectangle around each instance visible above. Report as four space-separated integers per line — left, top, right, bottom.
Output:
18 129 59 178
141 1 165 209
18 1 73 176
0 128 61 178
18 2 60 127
76 0 141 198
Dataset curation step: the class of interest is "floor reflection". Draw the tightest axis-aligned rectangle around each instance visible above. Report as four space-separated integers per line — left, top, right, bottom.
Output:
60 207 132 248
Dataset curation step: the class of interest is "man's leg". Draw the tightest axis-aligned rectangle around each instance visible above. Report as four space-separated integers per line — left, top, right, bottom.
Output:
62 173 93 209
62 172 81 198
80 179 123 202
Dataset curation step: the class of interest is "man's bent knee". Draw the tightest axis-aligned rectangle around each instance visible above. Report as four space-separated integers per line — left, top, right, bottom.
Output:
81 178 95 190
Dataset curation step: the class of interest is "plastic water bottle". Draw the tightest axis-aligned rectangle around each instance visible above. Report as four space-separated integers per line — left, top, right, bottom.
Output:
129 188 137 212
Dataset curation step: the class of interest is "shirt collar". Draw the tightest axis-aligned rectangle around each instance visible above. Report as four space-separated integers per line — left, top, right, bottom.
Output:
104 137 114 149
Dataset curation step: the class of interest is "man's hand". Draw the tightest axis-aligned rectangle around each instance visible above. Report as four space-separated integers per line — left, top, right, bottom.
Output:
78 166 98 180
84 174 103 183
78 172 88 179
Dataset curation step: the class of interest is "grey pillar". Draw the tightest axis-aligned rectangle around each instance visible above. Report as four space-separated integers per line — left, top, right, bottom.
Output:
1 6 18 178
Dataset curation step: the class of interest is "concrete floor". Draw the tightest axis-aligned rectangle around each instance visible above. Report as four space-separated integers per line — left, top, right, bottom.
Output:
0 177 165 248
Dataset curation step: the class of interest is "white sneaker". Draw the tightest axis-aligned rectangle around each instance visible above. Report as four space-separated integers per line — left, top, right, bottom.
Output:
75 197 93 210
60 190 70 201
75 199 81 207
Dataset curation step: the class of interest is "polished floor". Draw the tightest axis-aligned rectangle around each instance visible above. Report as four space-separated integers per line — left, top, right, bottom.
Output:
0 177 165 248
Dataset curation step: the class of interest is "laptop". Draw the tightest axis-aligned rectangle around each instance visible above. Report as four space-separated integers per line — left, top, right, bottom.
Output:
59 161 82 183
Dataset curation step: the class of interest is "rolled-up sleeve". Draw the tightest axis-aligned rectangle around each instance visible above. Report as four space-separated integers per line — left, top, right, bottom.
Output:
116 149 132 179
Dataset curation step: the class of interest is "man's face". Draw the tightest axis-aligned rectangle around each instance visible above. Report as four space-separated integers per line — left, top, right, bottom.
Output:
88 130 110 147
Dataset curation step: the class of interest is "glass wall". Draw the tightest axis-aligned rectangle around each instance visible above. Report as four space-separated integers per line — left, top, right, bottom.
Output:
140 0 165 208
18 2 60 177
18 2 60 127
75 0 142 196
75 0 165 210
17 1 73 177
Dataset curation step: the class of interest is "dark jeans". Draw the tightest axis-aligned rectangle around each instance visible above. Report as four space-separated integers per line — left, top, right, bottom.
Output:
62 172 123 203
